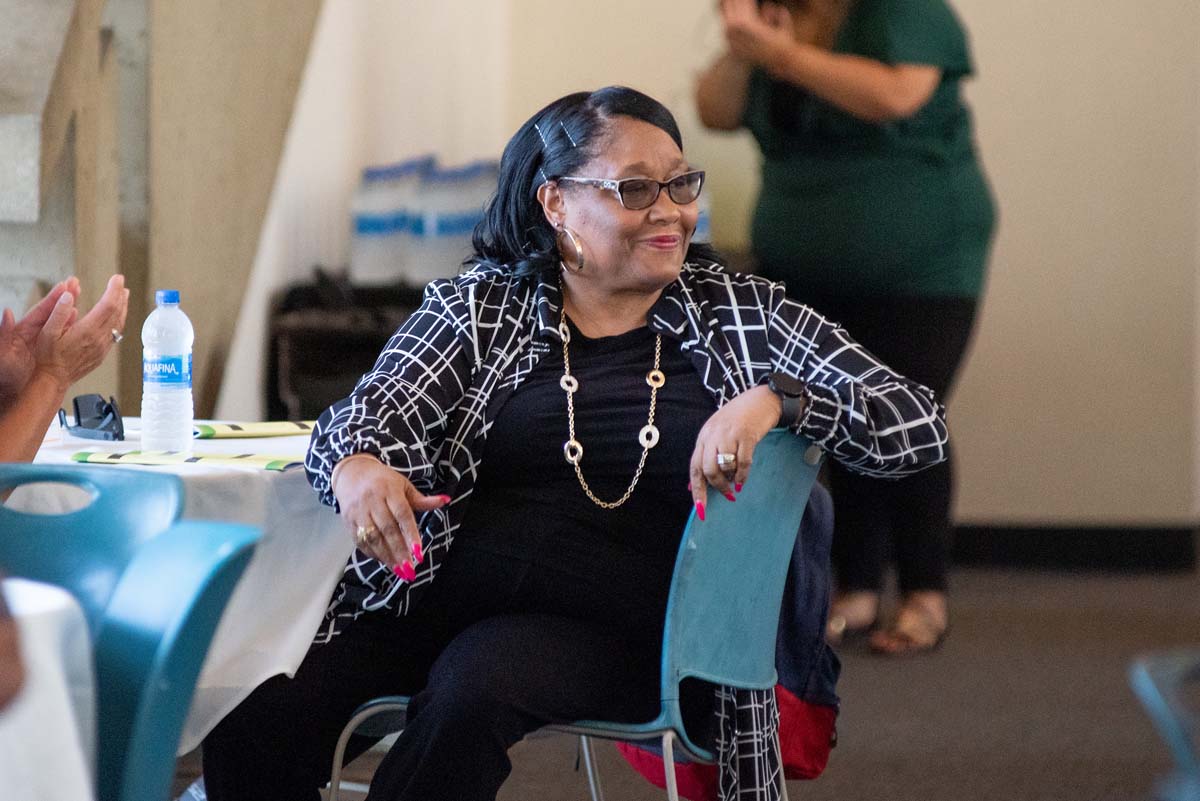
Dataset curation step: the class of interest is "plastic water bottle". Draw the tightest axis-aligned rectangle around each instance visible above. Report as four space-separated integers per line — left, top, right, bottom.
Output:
407 160 498 285
141 289 195 452
350 155 435 285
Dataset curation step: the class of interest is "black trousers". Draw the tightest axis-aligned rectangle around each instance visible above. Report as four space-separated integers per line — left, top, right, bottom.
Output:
201 543 705 801
788 289 979 594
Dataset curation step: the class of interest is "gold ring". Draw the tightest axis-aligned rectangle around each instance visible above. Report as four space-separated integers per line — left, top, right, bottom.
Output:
716 452 737 470
355 525 379 546
110 329 124 344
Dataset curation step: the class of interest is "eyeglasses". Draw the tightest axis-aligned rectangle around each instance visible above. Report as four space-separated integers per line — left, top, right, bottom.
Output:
57 394 125 441
556 170 705 211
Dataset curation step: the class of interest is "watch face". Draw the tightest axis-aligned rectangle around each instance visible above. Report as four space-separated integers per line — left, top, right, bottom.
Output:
769 372 805 397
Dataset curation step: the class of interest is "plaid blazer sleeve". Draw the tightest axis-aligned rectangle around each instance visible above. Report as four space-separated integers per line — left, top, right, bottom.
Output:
306 279 474 507
765 284 949 477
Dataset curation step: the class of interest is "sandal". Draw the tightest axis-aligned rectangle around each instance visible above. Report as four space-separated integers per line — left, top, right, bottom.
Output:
825 591 880 646
869 595 948 657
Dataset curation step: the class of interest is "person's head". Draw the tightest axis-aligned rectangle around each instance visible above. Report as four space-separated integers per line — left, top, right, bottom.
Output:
470 86 720 290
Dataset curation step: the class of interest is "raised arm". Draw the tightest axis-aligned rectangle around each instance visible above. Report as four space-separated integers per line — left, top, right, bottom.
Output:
720 0 940 124
695 51 754 131
0 275 128 464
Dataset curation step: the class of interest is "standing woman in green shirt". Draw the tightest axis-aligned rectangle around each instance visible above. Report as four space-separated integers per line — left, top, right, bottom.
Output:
697 0 995 655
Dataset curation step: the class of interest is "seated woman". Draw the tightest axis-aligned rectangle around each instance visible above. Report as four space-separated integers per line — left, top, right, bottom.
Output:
201 86 947 801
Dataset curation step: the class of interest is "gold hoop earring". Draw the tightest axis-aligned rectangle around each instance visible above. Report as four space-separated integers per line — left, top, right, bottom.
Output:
557 225 586 273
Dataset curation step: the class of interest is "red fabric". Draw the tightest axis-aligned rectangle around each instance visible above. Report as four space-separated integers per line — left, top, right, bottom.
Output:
775 685 837 780
615 741 720 801
615 687 837 801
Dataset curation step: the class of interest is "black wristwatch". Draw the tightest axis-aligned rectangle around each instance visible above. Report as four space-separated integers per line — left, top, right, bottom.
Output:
768 372 808 428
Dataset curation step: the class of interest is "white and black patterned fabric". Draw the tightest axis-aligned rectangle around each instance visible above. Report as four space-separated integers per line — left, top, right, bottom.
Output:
304 261 947 800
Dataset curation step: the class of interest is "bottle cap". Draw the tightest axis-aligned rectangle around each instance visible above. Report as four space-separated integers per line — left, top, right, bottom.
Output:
156 289 180 305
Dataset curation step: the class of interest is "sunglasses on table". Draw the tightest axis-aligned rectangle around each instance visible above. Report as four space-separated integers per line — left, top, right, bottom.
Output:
556 170 705 210
57 394 125 441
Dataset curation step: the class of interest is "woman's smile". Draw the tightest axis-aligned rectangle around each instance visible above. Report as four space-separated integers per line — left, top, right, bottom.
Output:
641 234 683 251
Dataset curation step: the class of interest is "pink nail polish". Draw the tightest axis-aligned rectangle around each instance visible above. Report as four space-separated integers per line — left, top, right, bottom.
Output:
696 501 706 522
725 492 736 502
437 495 452 505
398 561 417 582
392 564 405 577
735 483 743 493
412 541 424 564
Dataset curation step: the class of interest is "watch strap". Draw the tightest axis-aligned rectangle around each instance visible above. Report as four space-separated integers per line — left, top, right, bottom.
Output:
779 390 807 429
768 372 808 429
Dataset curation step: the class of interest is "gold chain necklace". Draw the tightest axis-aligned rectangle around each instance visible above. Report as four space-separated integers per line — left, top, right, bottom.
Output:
559 312 664 509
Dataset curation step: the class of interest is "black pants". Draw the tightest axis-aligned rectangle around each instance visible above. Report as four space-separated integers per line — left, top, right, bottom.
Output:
791 289 978 594
201 544 706 801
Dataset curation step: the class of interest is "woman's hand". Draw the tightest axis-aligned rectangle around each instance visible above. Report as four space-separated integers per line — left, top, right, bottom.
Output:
32 275 128 392
689 385 786 517
331 454 450 579
0 278 81 409
719 0 795 68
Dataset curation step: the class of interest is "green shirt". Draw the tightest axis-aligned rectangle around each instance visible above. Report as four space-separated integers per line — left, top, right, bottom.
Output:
744 0 996 298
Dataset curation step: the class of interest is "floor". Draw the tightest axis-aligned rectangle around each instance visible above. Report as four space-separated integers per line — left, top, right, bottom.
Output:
173 566 1199 801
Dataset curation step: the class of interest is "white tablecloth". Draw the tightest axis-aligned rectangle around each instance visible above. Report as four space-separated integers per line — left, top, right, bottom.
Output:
16 419 353 754
0 579 96 801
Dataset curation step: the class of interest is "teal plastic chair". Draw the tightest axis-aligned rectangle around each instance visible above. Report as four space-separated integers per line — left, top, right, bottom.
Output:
328 429 822 801
0 464 260 801
1130 649 1200 801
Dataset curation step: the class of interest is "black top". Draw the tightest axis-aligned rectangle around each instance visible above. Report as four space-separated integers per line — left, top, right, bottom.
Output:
455 317 717 618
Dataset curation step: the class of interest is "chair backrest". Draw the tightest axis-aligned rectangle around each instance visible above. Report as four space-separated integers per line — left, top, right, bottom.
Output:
0 464 260 801
661 430 822 699
0 464 183 633
1130 650 1200 775
97 519 258 801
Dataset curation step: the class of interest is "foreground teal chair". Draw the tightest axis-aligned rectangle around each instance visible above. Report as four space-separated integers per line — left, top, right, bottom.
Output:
1130 649 1200 801
329 430 822 801
0 464 260 801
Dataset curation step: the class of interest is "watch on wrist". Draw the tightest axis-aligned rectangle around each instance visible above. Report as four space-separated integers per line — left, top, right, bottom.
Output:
768 372 808 428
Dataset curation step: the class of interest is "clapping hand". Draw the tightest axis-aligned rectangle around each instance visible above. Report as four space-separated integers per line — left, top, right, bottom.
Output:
32 274 129 393
719 0 795 68
0 278 81 411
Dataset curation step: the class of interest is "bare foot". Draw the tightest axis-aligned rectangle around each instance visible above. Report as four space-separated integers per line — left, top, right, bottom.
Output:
826 590 880 644
869 591 948 656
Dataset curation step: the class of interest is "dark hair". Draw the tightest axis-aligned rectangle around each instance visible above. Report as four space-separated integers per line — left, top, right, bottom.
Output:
468 86 722 277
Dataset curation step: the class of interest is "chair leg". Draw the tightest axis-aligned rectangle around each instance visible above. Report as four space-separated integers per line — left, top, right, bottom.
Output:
661 731 679 801
328 710 371 801
327 732 349 801
579 735 605 801
771 727 790 801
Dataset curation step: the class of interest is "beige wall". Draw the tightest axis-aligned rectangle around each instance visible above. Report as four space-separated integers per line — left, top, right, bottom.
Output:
218 0 1200 526
363 2 509 165
216 0 511 420
950 0 1200 524
149 0 322 417
213 0 365 423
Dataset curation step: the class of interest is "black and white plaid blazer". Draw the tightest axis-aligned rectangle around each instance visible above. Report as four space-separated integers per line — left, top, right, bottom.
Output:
305 261 947 800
